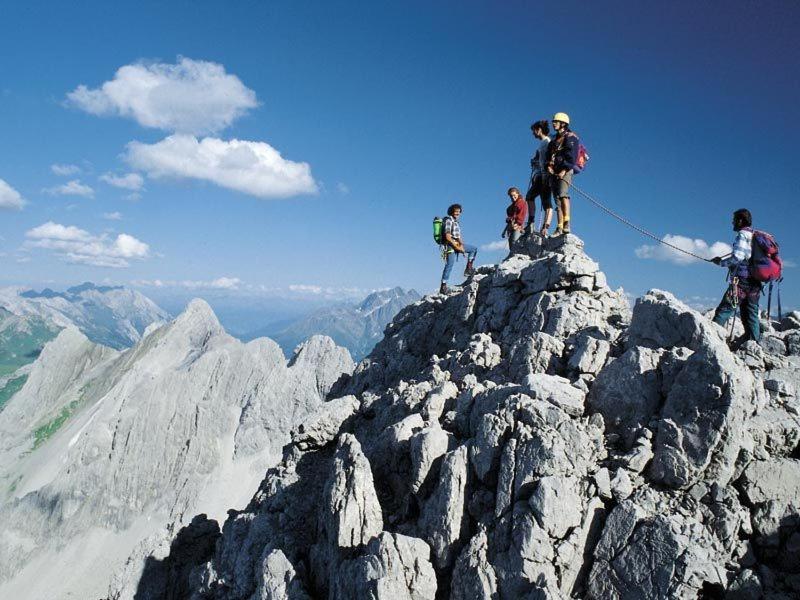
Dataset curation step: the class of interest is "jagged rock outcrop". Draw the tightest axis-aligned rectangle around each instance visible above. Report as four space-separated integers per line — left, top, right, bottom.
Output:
0 299 353 600
127 234 800 599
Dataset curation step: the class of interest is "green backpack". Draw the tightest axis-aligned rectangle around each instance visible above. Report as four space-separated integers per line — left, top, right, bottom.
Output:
432 217 444 245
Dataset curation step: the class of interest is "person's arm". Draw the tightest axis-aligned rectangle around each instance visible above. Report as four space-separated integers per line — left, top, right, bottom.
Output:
719 231 749 268
444 231 464 253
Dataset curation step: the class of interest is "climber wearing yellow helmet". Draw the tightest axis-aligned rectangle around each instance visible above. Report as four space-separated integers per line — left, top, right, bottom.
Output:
546 112 580 235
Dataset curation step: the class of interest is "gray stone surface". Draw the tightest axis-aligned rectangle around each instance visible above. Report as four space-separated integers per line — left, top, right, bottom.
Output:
101 234 798 600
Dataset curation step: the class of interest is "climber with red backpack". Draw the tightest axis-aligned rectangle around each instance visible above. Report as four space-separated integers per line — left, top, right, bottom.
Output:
711 209 783 343
546 112 588 235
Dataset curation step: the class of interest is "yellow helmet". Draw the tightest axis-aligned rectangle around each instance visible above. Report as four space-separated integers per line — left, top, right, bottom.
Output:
553 112 570 125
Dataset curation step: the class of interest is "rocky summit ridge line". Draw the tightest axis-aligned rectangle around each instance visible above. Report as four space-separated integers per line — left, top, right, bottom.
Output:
122 234 800 600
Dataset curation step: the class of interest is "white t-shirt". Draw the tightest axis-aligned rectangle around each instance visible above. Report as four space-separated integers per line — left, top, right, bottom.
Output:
533 136 551 174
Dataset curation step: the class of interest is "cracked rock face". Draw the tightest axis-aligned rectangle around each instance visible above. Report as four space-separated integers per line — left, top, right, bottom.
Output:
123 234 800 599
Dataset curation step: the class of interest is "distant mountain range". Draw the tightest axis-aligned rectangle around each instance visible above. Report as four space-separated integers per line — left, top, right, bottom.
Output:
243 287 421 361
0 282 169 351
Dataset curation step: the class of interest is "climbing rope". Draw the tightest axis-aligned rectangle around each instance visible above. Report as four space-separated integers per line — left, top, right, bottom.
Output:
561 178 715 263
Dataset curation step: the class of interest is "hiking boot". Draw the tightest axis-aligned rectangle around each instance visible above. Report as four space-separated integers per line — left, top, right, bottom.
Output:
562 223 571 234
439 282 450 295
539 225 550 238
464 260 475 277
553 227 564 236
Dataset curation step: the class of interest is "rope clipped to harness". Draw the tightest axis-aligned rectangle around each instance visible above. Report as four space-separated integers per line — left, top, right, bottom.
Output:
562 178 715 263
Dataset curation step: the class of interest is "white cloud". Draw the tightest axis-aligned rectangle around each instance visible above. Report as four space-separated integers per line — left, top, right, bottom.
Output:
100 172 144 191
783 259 797 268
634 234 731 265
336 182 350 195
125 134 317 198
51 163 81 176
480 239 508 252
103 212 123 220
43 179 95 198
133 277 242 290
24 221 150 268
0 178 26 210
66 57 258 135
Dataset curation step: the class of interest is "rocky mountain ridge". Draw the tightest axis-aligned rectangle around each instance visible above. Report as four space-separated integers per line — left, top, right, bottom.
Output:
0 299 354 600
126 233 800 599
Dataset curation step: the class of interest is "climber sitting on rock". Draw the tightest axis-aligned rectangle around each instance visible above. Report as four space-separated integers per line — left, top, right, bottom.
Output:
440 203 477 295
711 208 762 343
502 187 527 255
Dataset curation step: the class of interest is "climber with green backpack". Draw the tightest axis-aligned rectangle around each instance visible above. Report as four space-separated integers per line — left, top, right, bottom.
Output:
433 204 477 294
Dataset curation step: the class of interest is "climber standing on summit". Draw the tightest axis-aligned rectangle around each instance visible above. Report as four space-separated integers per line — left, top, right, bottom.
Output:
711 209 763 343
440 203 477 294
526 119 553 237
547 112 580 235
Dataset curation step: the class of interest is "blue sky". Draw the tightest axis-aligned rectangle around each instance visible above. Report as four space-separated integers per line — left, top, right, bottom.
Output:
0 0 798 311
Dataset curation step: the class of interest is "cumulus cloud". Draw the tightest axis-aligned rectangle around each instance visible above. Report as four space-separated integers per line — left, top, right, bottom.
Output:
125 134 317 198
51 163 81 176
66 57 258 135
100 172 144 191
43 179 95 198
24 221 150 268
133 277 241 290
634 234 731 265
481 239 508 252
0 178 26 210
103 212 123 220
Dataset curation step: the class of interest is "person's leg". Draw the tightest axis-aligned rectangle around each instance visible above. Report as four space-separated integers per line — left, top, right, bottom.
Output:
463 243 478 274
740 297 761 342
561 171 573 233
562 196 572 233
540 183 553 236
712 293 735 326
441 251 455 283
507 230 521 255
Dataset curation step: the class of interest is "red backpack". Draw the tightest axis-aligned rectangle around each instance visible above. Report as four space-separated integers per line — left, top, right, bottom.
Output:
750 230 782 282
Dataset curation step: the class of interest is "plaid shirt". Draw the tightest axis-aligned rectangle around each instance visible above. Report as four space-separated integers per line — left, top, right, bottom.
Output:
443 216 461 242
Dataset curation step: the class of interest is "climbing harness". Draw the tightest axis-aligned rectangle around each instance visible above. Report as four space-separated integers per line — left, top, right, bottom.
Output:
560 177 715 263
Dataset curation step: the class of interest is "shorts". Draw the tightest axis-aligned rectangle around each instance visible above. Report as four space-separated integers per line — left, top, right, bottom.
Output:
551 170 573 200
526 173 554 212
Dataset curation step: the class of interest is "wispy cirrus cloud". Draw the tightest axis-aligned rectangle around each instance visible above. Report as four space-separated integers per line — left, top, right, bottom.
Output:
0 178 26 210
24 221 150 268
634 234 731 265
43 179 95 198
480 239 508 252
103 212 123 221
125 134 317 199
100 172 144 191
65 57 257 135
51 163 81 176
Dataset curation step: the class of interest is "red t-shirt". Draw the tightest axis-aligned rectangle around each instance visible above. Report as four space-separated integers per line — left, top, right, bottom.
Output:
506 197 528 228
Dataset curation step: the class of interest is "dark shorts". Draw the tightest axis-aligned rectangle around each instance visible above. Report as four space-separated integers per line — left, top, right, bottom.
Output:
551 170 573 199
526 173 554 211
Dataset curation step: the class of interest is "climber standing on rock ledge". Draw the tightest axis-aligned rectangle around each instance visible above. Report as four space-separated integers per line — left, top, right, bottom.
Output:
547 112 580 235
440 203 477 295
711 208 763 343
